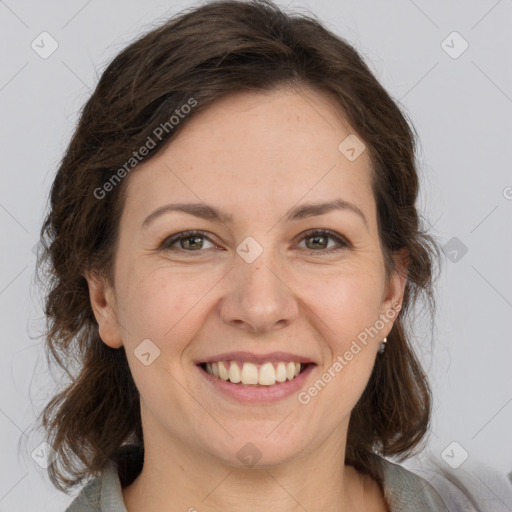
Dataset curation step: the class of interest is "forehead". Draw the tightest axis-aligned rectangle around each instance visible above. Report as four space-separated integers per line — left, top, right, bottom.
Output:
122 87 375 227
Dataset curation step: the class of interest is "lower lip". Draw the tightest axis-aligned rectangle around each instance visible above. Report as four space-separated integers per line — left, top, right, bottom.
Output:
197 364 316 403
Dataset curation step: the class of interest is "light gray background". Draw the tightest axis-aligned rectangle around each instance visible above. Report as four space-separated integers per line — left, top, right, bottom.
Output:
0 0 511 510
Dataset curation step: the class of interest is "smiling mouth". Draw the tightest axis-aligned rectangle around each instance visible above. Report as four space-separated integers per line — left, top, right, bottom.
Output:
198 361 313 386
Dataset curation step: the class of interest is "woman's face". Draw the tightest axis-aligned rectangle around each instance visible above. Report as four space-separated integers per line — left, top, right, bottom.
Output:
88 86 407 468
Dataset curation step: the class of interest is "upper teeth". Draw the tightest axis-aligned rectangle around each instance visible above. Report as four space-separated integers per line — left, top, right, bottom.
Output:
205 361 302 386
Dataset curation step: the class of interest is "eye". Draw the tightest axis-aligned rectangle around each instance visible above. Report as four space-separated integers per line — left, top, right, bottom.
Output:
296 229 350 254
159 228 350 255
159 230 216 253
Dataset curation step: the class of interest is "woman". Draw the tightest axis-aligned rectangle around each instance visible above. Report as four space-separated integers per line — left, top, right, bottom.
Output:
36 0 468 510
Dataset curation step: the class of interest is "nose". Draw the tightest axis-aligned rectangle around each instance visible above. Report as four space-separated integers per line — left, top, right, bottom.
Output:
218 252 300 334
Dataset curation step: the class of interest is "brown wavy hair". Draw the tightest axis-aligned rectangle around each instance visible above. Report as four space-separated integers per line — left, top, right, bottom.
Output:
33 0 443 493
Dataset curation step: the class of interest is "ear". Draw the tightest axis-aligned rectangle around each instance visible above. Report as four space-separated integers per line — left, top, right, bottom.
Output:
84 270 123 349
380 247 409 332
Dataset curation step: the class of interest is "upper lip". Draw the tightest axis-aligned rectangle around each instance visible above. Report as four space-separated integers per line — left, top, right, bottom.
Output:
195 351 316 365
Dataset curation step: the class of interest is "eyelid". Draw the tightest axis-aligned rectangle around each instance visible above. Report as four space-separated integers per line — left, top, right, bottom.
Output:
296 228 349 245
159 230 219 251
158 228 351 254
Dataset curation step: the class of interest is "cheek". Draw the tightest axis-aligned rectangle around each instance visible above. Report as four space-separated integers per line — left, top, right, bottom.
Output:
115 262 220 345
302 264 384 342
298 266 383 404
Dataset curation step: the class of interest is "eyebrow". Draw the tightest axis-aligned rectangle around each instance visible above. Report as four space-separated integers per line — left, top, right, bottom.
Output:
141 198 368 230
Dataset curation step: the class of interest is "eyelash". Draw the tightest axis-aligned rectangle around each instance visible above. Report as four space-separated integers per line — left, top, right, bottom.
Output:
158 229 350 255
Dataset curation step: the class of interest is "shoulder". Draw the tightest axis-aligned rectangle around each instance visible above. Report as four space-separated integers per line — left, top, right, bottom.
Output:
421 456 512 512
379 456 450 511
64 445 143 512
65 463 126 512
64 476 102 512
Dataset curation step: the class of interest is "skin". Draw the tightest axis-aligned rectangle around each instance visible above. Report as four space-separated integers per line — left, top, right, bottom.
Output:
86 85 408 512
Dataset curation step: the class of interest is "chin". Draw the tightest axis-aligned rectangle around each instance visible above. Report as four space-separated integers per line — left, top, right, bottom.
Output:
202 429 307 469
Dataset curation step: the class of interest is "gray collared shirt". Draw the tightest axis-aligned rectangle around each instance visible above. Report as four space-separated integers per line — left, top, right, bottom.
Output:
64 456 453 511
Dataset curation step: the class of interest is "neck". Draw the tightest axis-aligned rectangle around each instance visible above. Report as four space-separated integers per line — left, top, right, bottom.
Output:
122 424 371 512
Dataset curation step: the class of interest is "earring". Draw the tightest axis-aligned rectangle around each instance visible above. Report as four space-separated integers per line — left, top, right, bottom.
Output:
378 337 387 354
